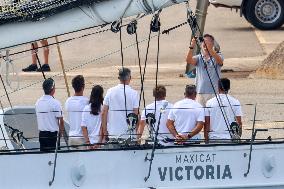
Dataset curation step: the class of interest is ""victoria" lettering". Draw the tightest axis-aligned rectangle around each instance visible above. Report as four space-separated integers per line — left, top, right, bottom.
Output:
158 165 232 181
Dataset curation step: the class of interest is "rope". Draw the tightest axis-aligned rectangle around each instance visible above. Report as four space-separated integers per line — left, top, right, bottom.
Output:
31 43 46 79
118 19 128 123
0 33 159 99
134 27 144 114
187 7 239 130
0 50 19 91
0 102 8 148
0 102 284 115
140 17 155 122
154 23 160 118
244 104 257 177
144 11 162 182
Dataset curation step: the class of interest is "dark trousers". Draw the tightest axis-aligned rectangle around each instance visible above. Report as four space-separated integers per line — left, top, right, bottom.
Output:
39 131 58 152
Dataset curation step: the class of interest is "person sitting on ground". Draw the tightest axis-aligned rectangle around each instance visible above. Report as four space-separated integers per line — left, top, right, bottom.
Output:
22 39 51 72
204 78 243 143
102 67 139 141
166 84 204 143
35 78 64 152
81 85 104 149
138 85 173 145
186 34 224 106
65 75 89 150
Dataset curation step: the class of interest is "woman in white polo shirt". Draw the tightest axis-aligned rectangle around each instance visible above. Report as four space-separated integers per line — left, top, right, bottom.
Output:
81 85 104 149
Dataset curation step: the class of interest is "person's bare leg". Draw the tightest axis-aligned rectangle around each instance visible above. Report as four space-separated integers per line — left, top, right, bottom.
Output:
31 42 38 65
37 39 51 72
40 39 49 65
22 42 39 71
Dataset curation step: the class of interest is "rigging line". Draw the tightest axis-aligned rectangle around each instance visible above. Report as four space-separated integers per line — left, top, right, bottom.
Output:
119 19 128 122
187 10 232 138
188 7 238 122
0 98 8 149
0 74 14 149
0 74 13 110
78 6 100 23
200 39 238 121
31 43 46 80
1 33 159 98
49 131 61 186
244 103 257 177
4 24 110 58
0 21 111 51
162 21 188 35
141 16 155 120
120 0 133 19
192 38 232 137
2 103 284 115
3 14 147 61
144 11 162 182
134 26 144 113
154 19 161 118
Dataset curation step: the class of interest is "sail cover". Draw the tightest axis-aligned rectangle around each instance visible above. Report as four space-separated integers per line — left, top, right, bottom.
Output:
0 0 104 25
0 0 186 49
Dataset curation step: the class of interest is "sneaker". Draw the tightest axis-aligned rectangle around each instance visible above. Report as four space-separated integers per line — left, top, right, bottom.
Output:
37 64 51 72
22 64 38 72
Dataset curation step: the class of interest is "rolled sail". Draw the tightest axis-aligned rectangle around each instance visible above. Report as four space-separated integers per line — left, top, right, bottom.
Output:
0 0 186 49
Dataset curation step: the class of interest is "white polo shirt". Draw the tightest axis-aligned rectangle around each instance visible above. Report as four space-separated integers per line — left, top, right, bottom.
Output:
141 100 174 141
35 95 63 132
65 96 89 137
103 84 139 139
205 94 243 139
81 104 102 144
168 98 204 139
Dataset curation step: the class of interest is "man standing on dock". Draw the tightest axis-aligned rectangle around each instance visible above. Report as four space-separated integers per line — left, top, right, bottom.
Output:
22 39 51 72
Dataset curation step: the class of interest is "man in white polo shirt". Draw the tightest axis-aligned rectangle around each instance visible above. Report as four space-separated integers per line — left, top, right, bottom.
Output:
204 78 243 143
65 75 89 149
35 78 64 152
138 85 173 145
167 84 204 143
102 68 139 140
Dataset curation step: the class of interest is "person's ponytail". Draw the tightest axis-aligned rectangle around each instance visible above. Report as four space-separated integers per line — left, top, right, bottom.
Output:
89 85 104 115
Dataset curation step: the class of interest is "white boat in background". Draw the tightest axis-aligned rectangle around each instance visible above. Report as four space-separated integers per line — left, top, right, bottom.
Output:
0 0 284 188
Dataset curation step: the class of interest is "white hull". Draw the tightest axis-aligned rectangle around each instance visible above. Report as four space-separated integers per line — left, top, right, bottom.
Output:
0 0 185 49
1 143 284 188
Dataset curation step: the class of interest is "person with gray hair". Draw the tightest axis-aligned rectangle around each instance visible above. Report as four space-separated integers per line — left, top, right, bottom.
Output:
186 34 224 106
166 84 204 143
35 78 64 152
102 67 139 141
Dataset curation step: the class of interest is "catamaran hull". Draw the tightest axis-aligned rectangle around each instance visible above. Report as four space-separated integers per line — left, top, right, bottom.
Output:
1 143 284 189
0 0 186 49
